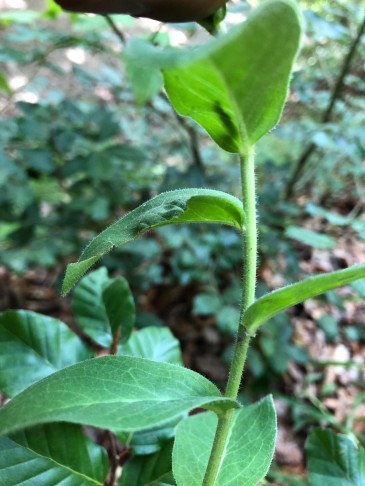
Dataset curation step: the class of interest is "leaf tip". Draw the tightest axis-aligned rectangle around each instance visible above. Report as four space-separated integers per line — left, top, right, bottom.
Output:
61 256 100 297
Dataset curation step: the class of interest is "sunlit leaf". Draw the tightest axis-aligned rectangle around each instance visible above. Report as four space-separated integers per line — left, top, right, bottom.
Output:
164 0 302 152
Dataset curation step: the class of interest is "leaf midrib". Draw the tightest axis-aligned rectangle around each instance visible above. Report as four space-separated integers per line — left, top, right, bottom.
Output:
209 51 250 154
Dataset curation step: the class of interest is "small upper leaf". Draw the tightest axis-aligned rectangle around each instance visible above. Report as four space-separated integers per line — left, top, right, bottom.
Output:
0 423 108 486
172 396 277 486
62 189 244 295
245 263 365 332
306 428 364 486
164 0 302 152
0 356 238 437
0 310 92 397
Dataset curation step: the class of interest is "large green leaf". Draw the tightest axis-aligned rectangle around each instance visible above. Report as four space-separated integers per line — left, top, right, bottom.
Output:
0 356 238 436
0 310 92 397
306 428 364 486
172 396 276 486
164 0 302 152
245 263 365 332
62 189 244 295
72 268 135 347
118 327 182 365
0 423 108 486
119 440 175 486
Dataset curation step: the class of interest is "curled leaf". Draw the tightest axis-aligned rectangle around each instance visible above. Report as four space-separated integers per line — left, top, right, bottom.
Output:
62 189 243 295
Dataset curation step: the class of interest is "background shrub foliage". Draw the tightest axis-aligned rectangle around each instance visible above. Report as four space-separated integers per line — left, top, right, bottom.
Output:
0 0 364 484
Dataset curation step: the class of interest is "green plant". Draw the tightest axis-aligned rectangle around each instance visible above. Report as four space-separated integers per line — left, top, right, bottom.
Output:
1 1 365 485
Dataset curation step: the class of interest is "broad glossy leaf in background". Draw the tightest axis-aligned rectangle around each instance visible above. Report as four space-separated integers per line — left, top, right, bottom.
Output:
306 428 365 486
62 189 244 294
72 268 135 347
117 416 182 456
172 396 276 486
0 310 92 397
164 0 302 152
0 423 108 486
0 356 238 436
72 267 114 347
119 440 175 486
245 263 365 332
103 276 135 343
118 327 182 365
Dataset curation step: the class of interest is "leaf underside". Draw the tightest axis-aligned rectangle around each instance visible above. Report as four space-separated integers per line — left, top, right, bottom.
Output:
164 0 302 152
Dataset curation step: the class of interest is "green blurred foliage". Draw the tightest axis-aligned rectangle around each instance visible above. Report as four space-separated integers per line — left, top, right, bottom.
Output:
0 0 364 402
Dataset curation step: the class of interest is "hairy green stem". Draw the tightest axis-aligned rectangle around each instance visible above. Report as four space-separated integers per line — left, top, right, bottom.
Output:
202 146 257 485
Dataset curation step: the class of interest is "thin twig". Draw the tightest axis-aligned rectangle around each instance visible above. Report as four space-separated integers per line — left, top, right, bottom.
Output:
105 430 120 486
285 14 365 200
104 15 126 45
172 110 207 177
110 326 121 355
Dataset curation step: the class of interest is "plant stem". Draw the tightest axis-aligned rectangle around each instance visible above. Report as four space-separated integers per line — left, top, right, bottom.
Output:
202 146 257 485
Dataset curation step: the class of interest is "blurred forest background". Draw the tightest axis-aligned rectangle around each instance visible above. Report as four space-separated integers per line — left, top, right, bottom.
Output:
0 0 364 482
